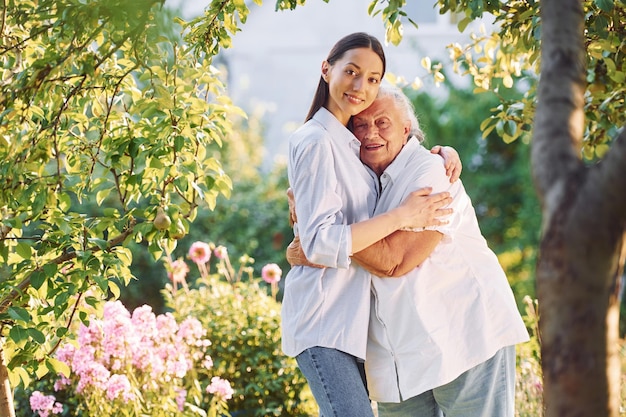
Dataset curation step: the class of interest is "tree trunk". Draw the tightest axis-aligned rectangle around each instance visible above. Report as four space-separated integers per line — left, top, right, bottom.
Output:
0 345 16 417
532 0 626 414
537 209 624 416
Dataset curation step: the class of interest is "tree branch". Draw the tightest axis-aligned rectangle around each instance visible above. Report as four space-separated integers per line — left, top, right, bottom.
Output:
531 0 586 208
0 217 137 315
591 126 626 222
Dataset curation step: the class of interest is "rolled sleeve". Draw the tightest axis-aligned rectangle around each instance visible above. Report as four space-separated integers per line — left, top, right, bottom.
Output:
290 133 353 268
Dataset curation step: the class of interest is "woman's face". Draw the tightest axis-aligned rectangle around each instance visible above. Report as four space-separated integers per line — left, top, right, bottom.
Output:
322 47 383 125
352 96 411 176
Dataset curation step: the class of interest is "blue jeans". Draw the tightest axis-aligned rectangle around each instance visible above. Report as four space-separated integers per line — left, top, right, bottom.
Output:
296 347 374 417
377 345 516 417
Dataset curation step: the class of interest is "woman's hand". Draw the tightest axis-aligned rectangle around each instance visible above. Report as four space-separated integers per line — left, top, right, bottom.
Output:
286 236 324 268
287 187 297 226
395 187 453 230
431 145 462 182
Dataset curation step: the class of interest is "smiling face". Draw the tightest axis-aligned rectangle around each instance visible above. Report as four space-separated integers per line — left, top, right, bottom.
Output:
322 47 384 125
352 96 411 176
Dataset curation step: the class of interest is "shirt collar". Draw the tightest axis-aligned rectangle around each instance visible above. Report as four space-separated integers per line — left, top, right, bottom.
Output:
379 137 421 189
312 108 362 157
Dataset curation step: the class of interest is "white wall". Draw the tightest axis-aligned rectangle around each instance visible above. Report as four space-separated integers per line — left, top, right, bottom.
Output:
167 0 490 166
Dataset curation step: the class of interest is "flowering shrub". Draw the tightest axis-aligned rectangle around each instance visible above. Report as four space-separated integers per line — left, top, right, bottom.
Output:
24 300 232 417
163 241 315 417
29 391 63 417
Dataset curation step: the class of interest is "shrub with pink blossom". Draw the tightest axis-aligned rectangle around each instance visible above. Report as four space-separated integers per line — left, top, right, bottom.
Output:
29 391 63 417
26 300 232 417
163 241 315 416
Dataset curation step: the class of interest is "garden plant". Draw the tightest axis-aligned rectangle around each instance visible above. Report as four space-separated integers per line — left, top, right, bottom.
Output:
163 240 315 417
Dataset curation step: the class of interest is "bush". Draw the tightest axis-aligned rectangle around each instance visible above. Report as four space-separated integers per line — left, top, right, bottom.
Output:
163 241 316 417
15 299 232 417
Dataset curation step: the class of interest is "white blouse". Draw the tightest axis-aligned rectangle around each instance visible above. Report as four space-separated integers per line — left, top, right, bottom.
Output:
365 139 530 402
281 107 378 360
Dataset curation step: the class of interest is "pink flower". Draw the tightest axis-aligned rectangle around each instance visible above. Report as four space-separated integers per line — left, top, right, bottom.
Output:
30 391 63 417
176 388 187 411
213 245 228 260
105 374 134 402
167 259 189 285
206 376 234 401
188 241 212 264
261 263 282 284
177 317 207 346
202 355 214 370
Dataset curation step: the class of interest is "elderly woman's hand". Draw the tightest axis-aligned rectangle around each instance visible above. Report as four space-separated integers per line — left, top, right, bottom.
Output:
431 145 462 182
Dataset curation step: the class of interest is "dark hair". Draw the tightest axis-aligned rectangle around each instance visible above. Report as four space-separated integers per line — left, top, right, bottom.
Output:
304 32 386 122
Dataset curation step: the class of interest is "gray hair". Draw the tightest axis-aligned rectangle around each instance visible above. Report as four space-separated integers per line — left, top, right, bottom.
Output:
376 85 425 143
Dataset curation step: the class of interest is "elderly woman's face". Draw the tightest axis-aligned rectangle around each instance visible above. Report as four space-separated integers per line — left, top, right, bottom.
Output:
352 96 411 177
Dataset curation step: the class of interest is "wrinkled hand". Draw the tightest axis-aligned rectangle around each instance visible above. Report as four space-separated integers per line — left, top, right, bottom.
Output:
431 145 462 183
287 187 297 227
397 187 453 230
286 236 324 268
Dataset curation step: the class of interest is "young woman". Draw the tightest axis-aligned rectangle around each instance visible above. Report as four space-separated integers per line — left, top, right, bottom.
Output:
281 32 454 417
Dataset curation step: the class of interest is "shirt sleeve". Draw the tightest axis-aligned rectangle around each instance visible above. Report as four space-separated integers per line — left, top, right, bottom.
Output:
289 129 352 268
407 153 466 241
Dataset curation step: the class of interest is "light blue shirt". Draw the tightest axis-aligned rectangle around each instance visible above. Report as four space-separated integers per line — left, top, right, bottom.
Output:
282 108 378 359
365 139 530 402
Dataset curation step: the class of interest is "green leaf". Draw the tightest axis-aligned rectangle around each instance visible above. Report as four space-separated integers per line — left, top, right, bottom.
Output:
43 262 58 277
31 270 46 290
594 0 614 12
96 188 112 205
9 326 29 346
8 307 31 322
8 367 31 389
457 16 472 32
93 275 109 292
16 242 32 260
503 120 517 137
88 238 109 250
28 328 46 344
46 357 71 378
109 280 121 299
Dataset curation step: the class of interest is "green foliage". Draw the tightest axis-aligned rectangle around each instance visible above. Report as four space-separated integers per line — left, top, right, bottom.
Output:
164 259 315 417
187 109 293 287
119 111 293 312
185 0 263 57
0 0 247 389
368 0 415 45
363 0 625 161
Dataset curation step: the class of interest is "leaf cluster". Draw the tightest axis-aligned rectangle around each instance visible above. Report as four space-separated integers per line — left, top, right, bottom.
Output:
0 0 245 387
374 0 625 159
